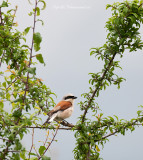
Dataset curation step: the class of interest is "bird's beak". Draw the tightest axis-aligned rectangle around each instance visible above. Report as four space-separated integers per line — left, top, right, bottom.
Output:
73 96 77 99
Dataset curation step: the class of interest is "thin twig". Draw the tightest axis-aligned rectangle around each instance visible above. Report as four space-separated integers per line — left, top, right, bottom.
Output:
7 150 20 153
0 137 9 141
139 3 143 8
6 78 17 90
29 128 35 159
43 131 49 146
86 143 91 160
29 0 37 67
12 7 17 24
33 146 40 158
23 0 37 104
38 125 59 160
102 130 118 140
16 0 38 125
99 119 140 141
0 7 3 25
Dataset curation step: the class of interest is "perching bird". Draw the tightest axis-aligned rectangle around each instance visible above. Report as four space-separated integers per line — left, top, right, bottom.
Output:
45 93 77 123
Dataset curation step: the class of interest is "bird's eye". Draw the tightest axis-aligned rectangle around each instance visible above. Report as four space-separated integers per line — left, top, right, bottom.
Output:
65 96 74 100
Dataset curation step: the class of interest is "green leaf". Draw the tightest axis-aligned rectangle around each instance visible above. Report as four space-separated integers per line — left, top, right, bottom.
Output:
109 127 113 133
41 156 51 160
114 115 119 120
2 82 6 88
39 146 46 155
106 4 112 9
34 43 40 52
37 19 44 25
20 151 26 159
27 67 36 75
29 157 38 160
39 0 46 10
1 1 8 7
36 7 40 16
22 45 29 48
19 132 24 140
33 32 42 44
13 109 22 118
36 54 45 65
29 153 37 156
15 141 22 150
108 116 114 122
6 93 10 100
24 27 31 35
28 11 33 16
0 101 4 108
121 128 125 135
23 37 27 42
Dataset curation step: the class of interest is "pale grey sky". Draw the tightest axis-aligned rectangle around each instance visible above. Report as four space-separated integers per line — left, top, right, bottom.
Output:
6 0 143 159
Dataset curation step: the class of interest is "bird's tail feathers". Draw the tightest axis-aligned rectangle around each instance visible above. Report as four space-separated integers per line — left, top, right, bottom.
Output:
48 113 57 122
43 113 57 125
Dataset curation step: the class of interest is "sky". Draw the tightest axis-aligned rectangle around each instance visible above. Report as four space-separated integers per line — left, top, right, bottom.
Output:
3 0 143 159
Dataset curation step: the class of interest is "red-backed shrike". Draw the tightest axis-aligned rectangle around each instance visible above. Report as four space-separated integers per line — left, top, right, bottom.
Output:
45 93 77 123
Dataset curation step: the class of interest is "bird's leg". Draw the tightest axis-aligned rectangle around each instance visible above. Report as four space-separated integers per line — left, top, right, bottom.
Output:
62 120 74 127
62 119 69 124
54 119 74 127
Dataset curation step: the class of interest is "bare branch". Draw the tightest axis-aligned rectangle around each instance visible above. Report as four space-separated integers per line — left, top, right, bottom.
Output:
29 128 35 159
6 78 17 90
23 126 73 130
102 130 118 140
0 7 3 25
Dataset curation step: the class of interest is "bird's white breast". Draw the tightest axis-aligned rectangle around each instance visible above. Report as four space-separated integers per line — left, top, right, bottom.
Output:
56 105 74 120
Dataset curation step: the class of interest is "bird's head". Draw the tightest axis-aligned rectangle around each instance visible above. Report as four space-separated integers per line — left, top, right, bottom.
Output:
62 93 77 103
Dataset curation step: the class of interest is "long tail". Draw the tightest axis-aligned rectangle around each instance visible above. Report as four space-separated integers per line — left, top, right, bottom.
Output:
43 117 51 126
43 113 57 125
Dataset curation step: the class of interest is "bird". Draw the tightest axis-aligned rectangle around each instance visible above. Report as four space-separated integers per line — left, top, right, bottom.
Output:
44 93 77 124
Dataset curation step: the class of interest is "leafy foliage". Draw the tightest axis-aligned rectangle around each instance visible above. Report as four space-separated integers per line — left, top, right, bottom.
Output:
74 0 143 159
0 0 54 159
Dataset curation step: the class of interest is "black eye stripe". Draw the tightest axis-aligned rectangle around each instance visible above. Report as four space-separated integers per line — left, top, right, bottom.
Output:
65 96 75 100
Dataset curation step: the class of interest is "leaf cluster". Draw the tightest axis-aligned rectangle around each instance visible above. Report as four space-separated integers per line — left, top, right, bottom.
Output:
0 0 54 159
74 1 143 159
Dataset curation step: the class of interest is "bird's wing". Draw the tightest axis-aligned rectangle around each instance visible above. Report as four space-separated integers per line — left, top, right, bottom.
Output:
47 101 72 116
55 101 72 111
